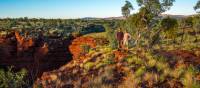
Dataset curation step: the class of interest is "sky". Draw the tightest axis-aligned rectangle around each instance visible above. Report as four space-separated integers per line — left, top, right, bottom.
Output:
0 0 198 19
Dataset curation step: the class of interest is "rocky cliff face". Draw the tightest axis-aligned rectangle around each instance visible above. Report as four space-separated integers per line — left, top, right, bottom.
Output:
34 36 99 87
0 32 73 81
1 33 103 87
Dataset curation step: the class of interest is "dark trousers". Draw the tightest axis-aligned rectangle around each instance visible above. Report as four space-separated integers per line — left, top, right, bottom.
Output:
118 40 123 49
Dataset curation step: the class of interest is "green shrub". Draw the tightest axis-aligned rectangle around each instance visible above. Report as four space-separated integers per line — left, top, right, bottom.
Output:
104 25 118 50
84 62 95 70
135 66 146 77
72 31 81 37
95 62 107 69
181 72 199 88
162 68 171 77
132 56 143 65
145 52 154 60
95 54 115 69
81 44 91 55
0 67 27 88
170 66 185 79
101 46 113 53
125 56 135 64
187 65 199 75
155 55 167 63
156 62 169 72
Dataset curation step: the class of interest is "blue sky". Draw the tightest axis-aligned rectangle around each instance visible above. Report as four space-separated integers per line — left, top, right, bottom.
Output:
0 0 198 19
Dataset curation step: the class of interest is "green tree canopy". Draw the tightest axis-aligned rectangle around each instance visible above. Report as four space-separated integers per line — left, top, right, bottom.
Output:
132 0 176 31
126 0 176 48
194 0 200 12
121 0 134 18
136 0 175 16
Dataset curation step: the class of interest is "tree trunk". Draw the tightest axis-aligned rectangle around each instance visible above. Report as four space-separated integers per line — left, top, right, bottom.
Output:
149 29 162 49
181 28 185 44
135 31 141 49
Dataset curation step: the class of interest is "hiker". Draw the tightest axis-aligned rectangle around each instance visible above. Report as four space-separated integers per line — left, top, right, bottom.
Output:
123 30 131 50
116 28 124 49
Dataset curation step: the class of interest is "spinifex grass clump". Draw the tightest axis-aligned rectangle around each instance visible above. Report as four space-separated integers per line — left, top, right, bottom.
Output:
135 66 146 77
119 73 140 88
124 56 135 64
124 56 144 65
87 66 116 88
181 66 200 88
95 54 115 69
171 65 185 79
147 59 157 68
156 62 169 72
84 62 95 71
143 72 159 87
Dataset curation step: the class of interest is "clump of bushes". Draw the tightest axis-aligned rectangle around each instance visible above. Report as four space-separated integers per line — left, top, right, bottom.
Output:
181 66 200 88
71 31 81 37
84 62 95 71
124 56 144 65
0 67 27 88
104 25 118 50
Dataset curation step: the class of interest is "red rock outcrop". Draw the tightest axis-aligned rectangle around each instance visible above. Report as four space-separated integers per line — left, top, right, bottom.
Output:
69 37 96 60
15 31 34 54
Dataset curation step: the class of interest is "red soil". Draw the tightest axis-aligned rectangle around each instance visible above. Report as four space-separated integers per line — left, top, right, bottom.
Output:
155 50 200 67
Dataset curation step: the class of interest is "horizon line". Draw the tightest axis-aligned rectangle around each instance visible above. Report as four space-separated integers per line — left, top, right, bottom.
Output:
0 13 197 19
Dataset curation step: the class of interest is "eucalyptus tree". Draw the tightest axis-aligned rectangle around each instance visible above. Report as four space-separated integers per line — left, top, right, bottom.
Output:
128 0 176 48
121 0 134 29
121 0 134 18
125 11 148 47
